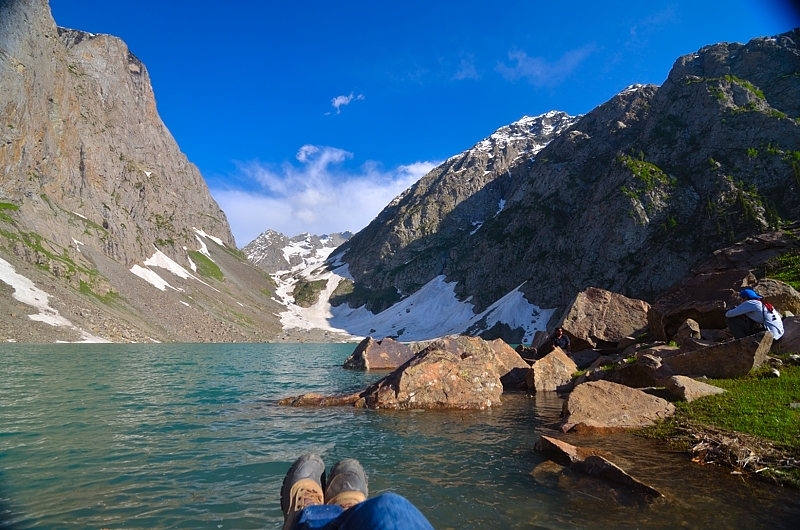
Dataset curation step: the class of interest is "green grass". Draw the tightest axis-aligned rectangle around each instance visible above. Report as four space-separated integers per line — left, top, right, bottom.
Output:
188 250 224 281
676 364 800 449
764 250 800 291
79 280 122 305
641 363 800 484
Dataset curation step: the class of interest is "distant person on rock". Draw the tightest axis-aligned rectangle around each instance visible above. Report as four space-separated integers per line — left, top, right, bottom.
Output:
550 327 572 354
281 454 434 530
725 288 784 340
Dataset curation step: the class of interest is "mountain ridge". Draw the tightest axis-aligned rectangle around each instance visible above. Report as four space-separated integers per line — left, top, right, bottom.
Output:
323 29 800 341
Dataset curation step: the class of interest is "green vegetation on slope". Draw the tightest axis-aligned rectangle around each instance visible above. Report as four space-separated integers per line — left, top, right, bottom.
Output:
292 278 328 308
764 249 800 291
188 250 224 281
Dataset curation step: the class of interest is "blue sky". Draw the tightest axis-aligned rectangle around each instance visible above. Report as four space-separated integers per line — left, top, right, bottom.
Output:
50 1 798 246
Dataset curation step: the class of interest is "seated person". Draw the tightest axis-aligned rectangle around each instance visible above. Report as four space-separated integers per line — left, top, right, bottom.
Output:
725 288 784 340
282 454 434 530
550 327 571 354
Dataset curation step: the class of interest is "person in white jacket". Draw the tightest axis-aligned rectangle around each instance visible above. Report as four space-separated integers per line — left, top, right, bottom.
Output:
725 288 784 340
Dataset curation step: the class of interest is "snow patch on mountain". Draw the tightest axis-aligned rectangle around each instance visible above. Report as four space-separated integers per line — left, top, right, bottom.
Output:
130 247 213 291
274 256 554 342
0 256 109 343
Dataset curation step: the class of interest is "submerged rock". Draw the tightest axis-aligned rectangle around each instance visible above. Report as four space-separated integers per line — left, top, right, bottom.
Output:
535 436 663 499
278 392 362 407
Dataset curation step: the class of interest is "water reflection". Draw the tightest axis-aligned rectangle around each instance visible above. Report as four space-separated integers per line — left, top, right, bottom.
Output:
0 344 798 529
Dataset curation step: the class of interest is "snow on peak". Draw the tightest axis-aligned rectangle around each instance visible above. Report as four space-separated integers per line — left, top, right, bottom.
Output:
469 111 577 158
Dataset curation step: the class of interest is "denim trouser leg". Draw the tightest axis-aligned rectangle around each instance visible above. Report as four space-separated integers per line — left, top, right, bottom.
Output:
292 493 434 530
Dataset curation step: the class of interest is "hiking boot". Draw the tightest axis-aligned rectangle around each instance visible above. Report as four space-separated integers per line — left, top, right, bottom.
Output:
325 458 368 509
280 454 326 530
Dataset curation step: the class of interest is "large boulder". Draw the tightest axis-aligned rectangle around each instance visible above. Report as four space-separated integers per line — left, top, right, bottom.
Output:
665 375 725 402
355 336 507 409
773 316 800 354
343 337 417 370
557 287 650 351
526 347 577 393
647 270 756 341
486 338 530 389
754 279 800 315
662 331 772 379
560 381 675 433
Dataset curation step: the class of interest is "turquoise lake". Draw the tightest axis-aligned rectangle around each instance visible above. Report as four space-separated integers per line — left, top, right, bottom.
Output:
1 343 799 529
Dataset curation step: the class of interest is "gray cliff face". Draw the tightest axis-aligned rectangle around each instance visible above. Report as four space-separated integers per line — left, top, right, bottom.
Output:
243 230 353 273
0 0 234 270
337 111 579 312
338 30 800 326
0 0 295 343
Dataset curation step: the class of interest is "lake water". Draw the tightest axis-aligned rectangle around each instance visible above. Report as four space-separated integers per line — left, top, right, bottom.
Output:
1 343 799 529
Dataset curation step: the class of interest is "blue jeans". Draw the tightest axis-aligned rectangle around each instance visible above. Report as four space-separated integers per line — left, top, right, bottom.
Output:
292 493 434 530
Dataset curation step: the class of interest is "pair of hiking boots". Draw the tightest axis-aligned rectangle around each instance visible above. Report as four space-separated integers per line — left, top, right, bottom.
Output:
281 454 368 530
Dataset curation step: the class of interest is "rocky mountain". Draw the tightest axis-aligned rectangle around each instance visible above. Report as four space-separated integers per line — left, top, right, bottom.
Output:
328 30 800 342
244 230 352 274
0 0 297 343
335 111 579 313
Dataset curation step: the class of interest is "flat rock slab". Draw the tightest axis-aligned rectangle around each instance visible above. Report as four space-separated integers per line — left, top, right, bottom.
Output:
665 375 725 402
561 380 675 433
662 331 772 379
527 347 577 393
278 392 362 407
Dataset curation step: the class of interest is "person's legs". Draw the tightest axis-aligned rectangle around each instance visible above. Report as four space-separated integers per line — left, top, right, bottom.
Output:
726 315 754 339
325 493 434 530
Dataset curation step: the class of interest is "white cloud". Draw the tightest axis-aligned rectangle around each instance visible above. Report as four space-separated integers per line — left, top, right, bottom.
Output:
330 92 364 114
496 43 596 88
211 146 438 246
453 58 480 80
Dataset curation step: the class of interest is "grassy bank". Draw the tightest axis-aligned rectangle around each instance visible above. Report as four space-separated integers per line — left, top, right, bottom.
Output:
642 360 800 486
